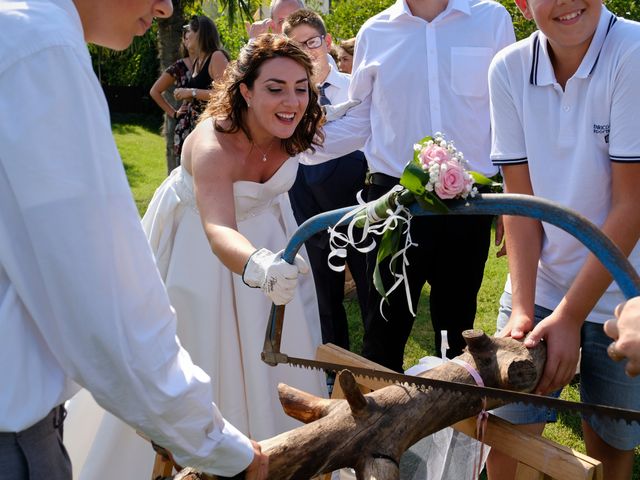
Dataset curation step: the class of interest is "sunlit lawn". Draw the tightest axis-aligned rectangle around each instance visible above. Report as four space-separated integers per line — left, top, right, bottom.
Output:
116 113 639 479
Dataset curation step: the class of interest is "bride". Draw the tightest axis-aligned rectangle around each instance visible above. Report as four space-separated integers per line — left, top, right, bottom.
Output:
65 34 328 479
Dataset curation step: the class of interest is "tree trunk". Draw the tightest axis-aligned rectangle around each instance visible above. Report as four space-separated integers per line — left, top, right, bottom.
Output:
156 1 187 174
172 331 546 480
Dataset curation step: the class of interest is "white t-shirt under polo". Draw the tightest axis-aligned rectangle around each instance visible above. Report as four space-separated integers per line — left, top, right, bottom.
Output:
489 6 640 324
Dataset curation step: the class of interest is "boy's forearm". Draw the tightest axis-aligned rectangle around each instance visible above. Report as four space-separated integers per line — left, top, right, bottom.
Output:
504 214 542 317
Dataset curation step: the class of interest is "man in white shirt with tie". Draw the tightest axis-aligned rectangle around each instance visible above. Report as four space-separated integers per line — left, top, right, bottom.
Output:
0 0 267 478
301 0 515 372
283 10 369 378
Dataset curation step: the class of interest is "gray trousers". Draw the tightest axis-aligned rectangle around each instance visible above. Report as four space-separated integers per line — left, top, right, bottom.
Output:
0 406 71 480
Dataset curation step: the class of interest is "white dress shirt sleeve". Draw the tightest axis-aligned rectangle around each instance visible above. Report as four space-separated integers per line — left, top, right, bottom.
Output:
495 8 517 53
299 35 373 166
0 45 253 475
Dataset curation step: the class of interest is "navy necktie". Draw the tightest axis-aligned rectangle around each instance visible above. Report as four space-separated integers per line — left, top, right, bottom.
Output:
317 82 331 106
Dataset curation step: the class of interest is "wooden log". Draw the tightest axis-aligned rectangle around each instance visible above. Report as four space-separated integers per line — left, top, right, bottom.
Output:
171 330 546 480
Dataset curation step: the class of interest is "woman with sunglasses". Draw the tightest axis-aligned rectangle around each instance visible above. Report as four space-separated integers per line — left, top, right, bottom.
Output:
149 23 197 159
172 15 230 157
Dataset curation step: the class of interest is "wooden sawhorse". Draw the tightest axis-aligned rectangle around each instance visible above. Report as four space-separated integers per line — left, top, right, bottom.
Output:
318 343 603 480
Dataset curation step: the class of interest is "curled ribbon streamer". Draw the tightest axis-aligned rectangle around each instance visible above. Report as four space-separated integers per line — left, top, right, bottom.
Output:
327 195 419 320
327 192 378 273
379 210 417 320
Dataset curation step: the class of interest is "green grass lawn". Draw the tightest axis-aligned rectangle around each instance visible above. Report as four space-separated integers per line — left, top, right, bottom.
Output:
115 113 640 479
112 113 167 215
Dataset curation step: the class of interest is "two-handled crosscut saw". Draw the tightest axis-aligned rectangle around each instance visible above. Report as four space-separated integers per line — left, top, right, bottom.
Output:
261 189 640 425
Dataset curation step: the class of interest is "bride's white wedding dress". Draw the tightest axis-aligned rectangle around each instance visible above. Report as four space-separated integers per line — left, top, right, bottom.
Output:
65 158 326 479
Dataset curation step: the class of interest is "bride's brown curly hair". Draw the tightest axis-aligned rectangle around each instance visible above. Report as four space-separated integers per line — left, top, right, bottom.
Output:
201 34 324 156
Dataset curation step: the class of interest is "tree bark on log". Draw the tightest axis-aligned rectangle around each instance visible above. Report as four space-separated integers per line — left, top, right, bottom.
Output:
172 330 546 480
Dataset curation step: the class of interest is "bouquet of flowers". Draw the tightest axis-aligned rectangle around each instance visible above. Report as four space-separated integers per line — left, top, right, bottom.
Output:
328 133 496 317
401 132 490 211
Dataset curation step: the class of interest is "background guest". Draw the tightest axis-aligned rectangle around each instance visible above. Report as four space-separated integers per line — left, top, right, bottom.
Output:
173 16 230 136
150 22 196 159
337 37 355 74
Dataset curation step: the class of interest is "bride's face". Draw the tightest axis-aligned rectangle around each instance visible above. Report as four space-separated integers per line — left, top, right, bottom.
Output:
241 57 310 140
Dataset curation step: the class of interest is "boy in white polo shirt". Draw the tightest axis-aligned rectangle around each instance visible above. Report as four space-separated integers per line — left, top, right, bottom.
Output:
487 0 640 478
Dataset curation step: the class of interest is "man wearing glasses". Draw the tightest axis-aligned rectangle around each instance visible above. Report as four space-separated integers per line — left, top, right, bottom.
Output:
284 10 369 385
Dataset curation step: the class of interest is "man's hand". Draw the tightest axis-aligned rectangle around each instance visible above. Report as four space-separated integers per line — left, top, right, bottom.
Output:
244 440 268 480
323 99 361 122
605 299 640 376
245 18 273 39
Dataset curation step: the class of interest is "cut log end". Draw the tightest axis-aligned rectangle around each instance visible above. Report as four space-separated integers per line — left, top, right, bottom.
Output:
463 329 493 353
277 383 334 423
338 370 367 413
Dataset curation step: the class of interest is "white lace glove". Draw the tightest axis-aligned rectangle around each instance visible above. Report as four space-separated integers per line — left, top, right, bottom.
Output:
322 99 361 122
242 248 310 305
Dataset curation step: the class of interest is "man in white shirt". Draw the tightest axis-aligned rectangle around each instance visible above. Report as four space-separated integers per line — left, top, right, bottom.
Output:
247 0 306 37
301 0 515 372
284 10 368 366
0 0 267 479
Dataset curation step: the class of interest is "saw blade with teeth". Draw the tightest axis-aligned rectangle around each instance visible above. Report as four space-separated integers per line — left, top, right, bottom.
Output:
283 355 640 425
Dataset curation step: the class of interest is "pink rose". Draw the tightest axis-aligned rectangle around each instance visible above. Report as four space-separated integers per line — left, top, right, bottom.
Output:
419 145 450 167
435 160 466 199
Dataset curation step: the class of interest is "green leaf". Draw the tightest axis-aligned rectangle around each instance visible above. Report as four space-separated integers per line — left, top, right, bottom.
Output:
417 135 434 145
400 162 428 195
469 171 494 186
416 193 449 214
373 220 403 301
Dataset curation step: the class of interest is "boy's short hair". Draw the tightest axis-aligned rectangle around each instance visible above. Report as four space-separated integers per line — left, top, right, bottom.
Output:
282 9 327 37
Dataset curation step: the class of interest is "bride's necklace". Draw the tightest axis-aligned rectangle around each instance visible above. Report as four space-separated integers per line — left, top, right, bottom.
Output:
252 137 276 163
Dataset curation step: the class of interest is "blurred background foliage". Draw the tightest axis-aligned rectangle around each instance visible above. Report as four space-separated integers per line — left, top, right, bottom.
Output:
90 0 640 101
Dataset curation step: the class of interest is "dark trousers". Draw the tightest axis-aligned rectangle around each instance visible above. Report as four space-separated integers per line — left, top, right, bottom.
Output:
289 152 369 349
305 236 369 349
0 406 70 480
362 182 493 372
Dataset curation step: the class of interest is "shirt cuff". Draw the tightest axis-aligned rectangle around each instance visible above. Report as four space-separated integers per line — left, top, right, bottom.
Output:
177 418 254 477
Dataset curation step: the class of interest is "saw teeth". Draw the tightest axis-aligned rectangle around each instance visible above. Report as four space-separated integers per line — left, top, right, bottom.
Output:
281 356 640 424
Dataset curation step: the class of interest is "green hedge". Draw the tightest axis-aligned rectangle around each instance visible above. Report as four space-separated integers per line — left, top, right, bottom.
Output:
92 0 640 97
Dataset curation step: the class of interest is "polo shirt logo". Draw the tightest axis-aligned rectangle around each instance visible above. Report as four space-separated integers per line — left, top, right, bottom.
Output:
593 123 610 143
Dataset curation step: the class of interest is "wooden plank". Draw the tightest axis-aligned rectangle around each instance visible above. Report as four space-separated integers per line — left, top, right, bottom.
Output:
151 453 174 479
317 344 394 392
454 416 601 480
515 462 547 480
